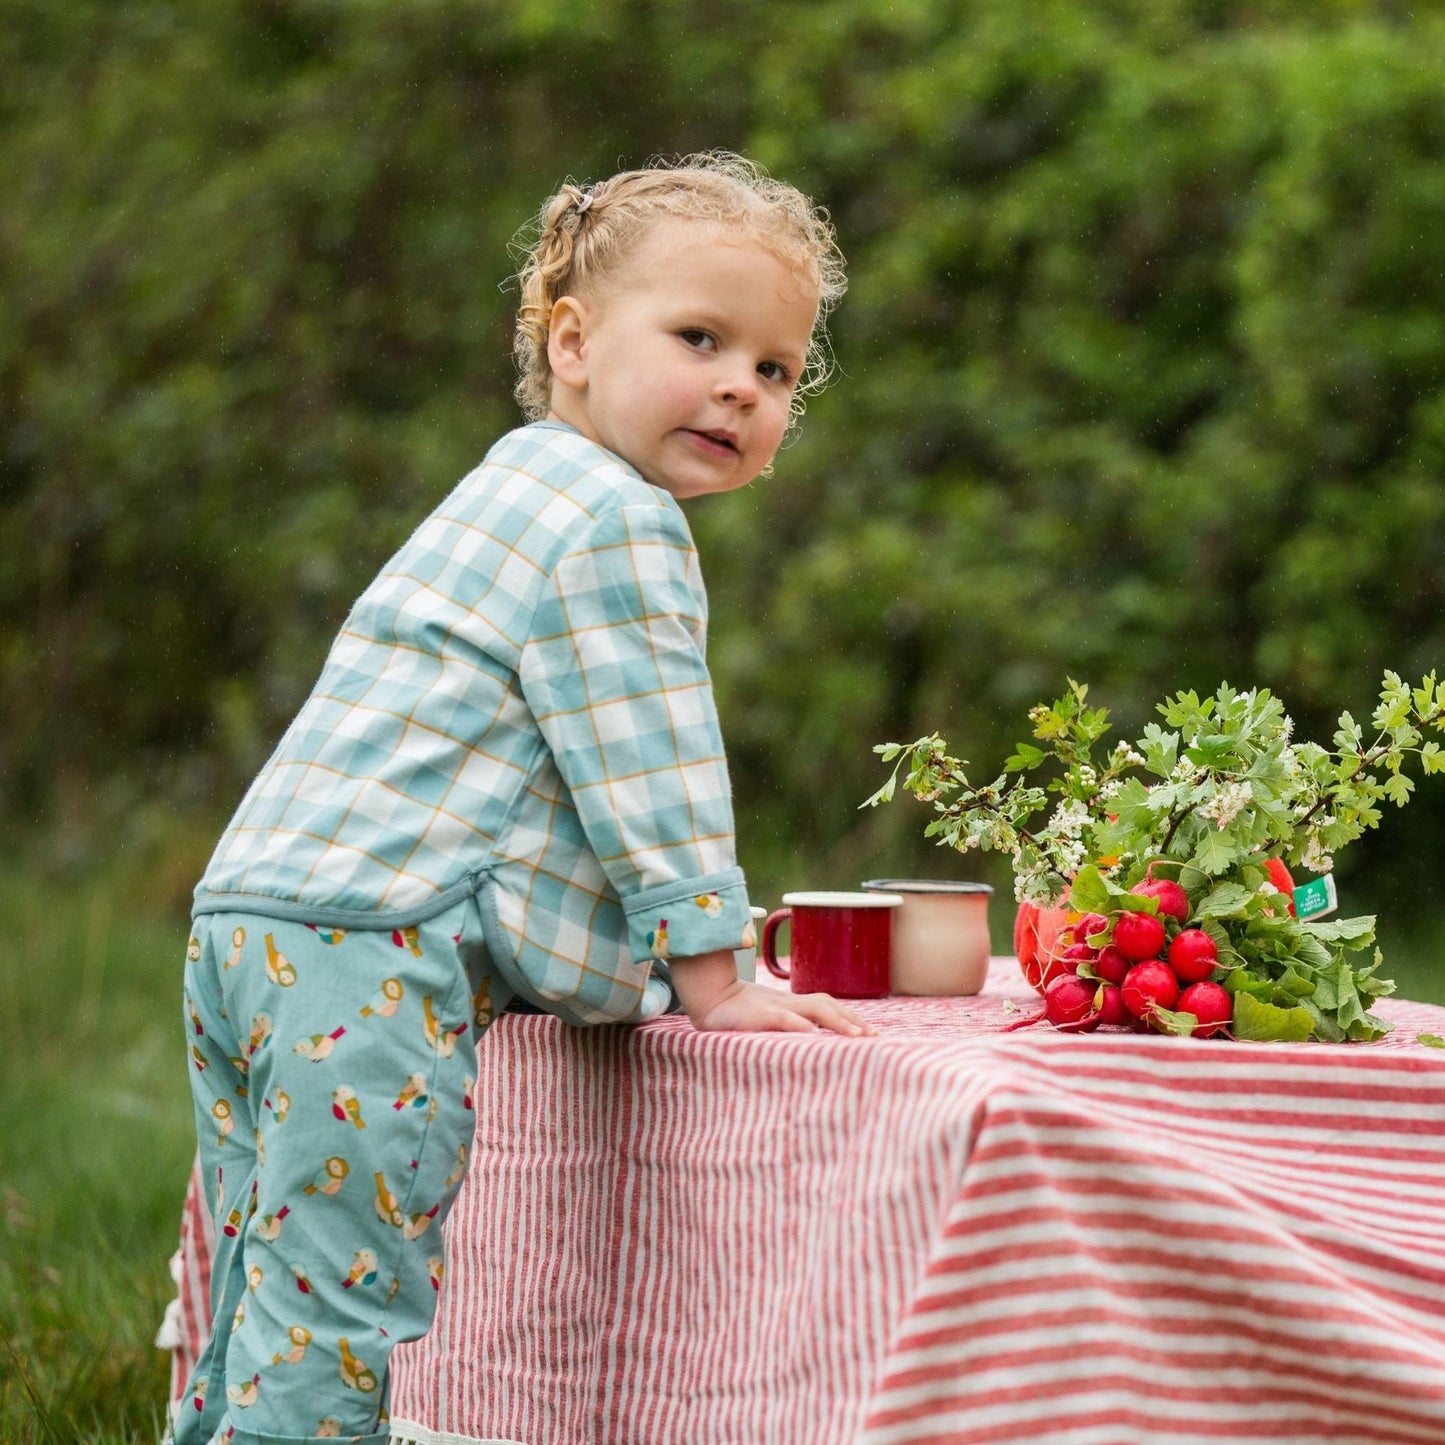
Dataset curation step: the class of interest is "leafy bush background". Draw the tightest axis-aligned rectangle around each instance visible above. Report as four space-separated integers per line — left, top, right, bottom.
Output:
5 0 1445 935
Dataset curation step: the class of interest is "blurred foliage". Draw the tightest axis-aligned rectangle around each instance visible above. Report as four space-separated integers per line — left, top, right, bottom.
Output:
3 0 1445 940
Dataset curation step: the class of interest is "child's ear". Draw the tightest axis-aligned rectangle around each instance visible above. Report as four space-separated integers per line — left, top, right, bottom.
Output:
546 296 590 389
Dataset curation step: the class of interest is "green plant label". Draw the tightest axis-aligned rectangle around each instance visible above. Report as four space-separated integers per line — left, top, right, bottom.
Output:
1292 874 1338 921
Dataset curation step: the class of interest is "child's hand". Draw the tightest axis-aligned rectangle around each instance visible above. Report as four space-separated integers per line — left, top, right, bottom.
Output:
692 981 875 1036
668 949 875 1036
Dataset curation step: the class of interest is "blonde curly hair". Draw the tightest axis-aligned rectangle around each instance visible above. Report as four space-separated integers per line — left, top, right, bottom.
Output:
511 151 847 424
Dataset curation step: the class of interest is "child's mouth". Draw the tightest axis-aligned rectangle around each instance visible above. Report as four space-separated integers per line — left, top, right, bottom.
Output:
685 429 739 457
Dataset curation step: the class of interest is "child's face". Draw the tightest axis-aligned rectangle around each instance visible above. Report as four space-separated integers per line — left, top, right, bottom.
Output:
546 221 818 500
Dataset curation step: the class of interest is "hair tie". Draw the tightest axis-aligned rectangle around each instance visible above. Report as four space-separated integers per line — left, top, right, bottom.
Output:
574 191 594 215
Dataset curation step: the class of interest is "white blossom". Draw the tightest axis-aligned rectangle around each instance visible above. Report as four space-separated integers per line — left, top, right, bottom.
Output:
1047 798 1091 838
1204 779 1253 829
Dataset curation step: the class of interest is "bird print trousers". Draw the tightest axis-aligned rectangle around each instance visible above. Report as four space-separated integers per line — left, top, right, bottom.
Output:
175 898 505 1444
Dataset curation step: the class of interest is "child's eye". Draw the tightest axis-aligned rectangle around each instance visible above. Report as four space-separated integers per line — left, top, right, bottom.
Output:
679 329 716 352
758 360 793 386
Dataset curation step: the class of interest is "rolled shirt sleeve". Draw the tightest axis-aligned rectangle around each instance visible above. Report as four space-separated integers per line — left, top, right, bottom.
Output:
518 500 755 966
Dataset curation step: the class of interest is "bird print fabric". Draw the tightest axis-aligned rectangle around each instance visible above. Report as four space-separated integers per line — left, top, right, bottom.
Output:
176 897 501 1444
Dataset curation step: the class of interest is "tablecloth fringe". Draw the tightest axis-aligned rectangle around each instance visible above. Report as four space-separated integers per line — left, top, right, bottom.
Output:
154 1247 186 1349
388 1423 528 1445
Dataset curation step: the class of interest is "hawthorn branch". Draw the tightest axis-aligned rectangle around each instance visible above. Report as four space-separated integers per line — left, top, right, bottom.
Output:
1159 802 1197 857
1293 702 1445 836
924 753 1072 888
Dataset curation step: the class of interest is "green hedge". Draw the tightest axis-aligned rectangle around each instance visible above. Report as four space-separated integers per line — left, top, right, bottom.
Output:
4 1 1444 924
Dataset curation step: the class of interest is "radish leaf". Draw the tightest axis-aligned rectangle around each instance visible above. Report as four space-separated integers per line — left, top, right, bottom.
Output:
1232 991 1315 1042
1195 883 1253 918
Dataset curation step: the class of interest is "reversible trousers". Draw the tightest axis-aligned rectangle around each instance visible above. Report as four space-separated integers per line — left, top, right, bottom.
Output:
176 898 507 1445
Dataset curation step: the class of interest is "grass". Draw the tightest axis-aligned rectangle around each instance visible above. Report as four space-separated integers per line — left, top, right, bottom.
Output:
0 870 197 1445
1 849 1440 1444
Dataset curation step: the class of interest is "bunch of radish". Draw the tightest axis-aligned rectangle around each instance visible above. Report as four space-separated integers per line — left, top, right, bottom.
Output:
1036 877 1233 1038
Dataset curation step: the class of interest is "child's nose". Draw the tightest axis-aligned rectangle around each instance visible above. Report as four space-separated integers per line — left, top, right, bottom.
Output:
714 362 758 406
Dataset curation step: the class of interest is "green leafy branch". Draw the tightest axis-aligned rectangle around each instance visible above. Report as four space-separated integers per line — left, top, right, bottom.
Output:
867 672 1445 905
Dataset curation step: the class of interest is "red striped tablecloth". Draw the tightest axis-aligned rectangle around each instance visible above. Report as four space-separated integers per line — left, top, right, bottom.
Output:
165 958 1445 1444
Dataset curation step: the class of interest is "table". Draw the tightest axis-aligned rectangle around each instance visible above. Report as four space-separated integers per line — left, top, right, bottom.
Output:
164 958 1445 1444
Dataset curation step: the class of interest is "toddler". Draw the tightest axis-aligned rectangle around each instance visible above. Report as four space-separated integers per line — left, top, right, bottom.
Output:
176 151 863 1445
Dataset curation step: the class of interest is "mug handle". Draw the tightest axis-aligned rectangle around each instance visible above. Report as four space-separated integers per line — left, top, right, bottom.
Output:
761 908 791 979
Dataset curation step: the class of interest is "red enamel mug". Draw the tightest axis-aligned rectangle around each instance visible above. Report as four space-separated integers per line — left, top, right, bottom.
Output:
761 891 903 998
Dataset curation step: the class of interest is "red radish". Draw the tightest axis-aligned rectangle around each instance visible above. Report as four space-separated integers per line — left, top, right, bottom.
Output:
1061 942 1097 970
1072 913 1109 945
1264 857 1297 917
1096 983 1127 1027
1177 981 1233 1037
1167 929 1219 984
1044 974 1100 1029
1093 945 1132 985
1113 910 1167 961
1131 877 1190 923
1121 959 1179 1019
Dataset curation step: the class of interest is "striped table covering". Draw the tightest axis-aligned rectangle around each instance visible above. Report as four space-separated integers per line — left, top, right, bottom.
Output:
165 958 1445 1445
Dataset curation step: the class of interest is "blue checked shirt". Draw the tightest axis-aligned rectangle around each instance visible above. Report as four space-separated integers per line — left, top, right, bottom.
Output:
194 422 755 1024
